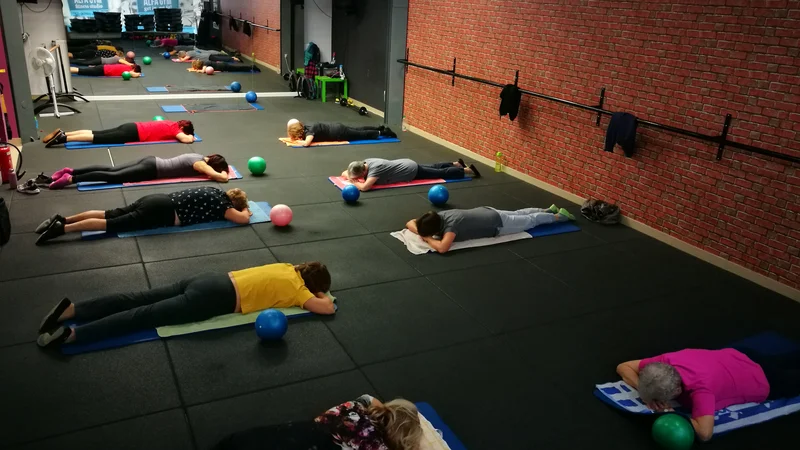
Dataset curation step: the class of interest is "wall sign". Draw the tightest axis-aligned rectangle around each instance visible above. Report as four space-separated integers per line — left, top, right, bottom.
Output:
68 0 108 16
137 0 179 13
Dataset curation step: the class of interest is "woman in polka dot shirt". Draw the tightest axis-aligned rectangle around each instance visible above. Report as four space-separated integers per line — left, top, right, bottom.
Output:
34 187 252 244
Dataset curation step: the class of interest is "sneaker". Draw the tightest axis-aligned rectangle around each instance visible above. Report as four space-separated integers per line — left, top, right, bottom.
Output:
16 179 41 195
48 174 72 190
457 158 467 168
468 164 482 178
37 326 71 348
36 220 65 245
39 297 72 333
558 208 576 221
548 204 559 214
51 167 73 180
380 127 397 139
45 130 67 148
42 128 63 144
35 214 66 234
34 172 54 187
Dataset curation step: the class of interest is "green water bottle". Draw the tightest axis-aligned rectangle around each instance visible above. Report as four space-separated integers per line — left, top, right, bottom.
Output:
495 151 503 172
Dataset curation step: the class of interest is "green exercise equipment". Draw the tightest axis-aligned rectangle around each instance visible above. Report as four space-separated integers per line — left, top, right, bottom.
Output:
248 156 267 175
142 56 152 65
652 414 694 450
121 71 131 81
152 115 165 121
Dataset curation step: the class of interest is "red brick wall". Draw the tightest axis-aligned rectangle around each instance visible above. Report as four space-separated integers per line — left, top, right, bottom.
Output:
220 0 280 69
405 0 800 290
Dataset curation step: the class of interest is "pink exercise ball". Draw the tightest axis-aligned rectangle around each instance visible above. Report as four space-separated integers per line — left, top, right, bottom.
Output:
126 51 135 60
270 204 293 227
205 66 215 75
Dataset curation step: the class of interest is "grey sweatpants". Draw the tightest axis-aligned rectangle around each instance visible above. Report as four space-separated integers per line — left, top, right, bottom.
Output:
494 208 562 235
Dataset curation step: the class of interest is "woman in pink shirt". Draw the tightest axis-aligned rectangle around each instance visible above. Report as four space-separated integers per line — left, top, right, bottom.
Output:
616 348 800 441
70 63 142 78
42 120 195 148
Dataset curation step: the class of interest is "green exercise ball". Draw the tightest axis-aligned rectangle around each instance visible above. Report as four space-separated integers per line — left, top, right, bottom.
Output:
152 115 165 121
121 71 131 81
142 56 152 65
146 39 152 46
652 414 694 450
248 156 267 175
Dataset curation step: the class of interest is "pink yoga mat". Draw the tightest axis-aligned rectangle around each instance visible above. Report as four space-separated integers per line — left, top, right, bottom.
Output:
172 59 192 63
123 166 239 186
328 176 452 191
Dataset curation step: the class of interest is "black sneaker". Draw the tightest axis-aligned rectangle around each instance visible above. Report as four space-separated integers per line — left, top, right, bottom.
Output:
469 164 482 178
45 130 67 148
39 297 72 333
380 127 397 139
35 214 66 234
458 158 467 168
34 172 54 187
36 220 65 245
37 326 71 348
16 179 41 195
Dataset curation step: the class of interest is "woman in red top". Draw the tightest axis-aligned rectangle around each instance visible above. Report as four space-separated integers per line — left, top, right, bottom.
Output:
43 120 195 147
70 63 142 78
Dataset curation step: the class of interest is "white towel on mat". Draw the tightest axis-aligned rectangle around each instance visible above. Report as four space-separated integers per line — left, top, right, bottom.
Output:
390 228 532 255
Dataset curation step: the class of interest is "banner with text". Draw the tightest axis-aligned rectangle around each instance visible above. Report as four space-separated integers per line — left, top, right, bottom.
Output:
68 0 109 17
138 0 180 13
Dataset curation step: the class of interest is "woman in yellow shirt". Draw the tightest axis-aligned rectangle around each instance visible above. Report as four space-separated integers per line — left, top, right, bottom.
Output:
36 262 335 349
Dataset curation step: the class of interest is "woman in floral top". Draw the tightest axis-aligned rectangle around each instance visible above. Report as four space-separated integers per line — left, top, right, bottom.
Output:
213 395 422 450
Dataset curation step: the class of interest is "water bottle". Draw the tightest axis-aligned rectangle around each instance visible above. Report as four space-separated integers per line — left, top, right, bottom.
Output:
402 115 407 132
495 151 504 172
8 169 17 190
339 64 344 79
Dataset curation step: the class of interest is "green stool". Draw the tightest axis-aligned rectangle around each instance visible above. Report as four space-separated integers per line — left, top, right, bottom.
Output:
314 76 348 102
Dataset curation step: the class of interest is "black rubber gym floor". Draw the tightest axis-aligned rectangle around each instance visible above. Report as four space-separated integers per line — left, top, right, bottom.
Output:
2 49 800 450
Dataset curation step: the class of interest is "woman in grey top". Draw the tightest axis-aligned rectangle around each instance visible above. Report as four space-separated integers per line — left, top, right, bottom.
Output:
70 51 135 67
46 154 230 189
342 157 481 191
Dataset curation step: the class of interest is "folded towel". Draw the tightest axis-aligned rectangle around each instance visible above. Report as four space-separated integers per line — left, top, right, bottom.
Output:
390 228 532 255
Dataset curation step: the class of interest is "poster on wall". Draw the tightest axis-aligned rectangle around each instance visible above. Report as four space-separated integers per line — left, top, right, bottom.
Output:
137 0 179 12
68 0 109 17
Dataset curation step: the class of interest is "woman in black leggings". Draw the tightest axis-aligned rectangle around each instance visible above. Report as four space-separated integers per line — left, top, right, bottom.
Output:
47 153 230 189
34 186 252 245
44 120 195 148
286 119 397 146
189 59 259 73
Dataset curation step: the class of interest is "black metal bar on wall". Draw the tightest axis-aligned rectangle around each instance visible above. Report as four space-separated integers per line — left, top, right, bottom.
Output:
214 11 280 32
398 58 800 165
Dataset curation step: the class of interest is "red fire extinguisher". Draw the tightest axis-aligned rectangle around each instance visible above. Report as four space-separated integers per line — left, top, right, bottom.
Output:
0 144 12 184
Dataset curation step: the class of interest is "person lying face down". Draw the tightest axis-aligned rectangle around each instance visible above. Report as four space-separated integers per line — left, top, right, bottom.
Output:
45 153 230 190
405 205 575 253
616 347 800 441
176 49 239 62
213 394 423 450
341 157 481 192
189 58 256 73
34 186 253 245
43 120 196 148
36 262 336 349
286 118 397 148
69 50 135 67
69 63 143 78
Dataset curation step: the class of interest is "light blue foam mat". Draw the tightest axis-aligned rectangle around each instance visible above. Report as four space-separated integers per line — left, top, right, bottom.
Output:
76 165 243 191
415 402 467 450
594 332 800 436
147 85 233 93
81 201 271 240
161 104 188 113
527 221 581 237
65 135 202 150
145 86 169 92
161 103 264 113
61 329 158 355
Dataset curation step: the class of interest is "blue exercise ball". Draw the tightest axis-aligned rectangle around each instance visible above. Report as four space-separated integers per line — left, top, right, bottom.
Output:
255 309 288 340
428 184 449 205
245 91 257 103
162 51 170 59
230 81 242 92
342 184 360 203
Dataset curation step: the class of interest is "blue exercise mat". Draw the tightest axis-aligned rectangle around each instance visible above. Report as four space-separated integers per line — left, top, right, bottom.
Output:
161 103 264 113
527 221 580 237
415 402 467 450
146 85 232 93
285 136 400 148
81 201 271 240
76 165 242 192
65 135 202 150
594 332 800 436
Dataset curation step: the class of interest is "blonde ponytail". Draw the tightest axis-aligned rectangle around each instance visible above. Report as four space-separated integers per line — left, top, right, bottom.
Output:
368 399 422 450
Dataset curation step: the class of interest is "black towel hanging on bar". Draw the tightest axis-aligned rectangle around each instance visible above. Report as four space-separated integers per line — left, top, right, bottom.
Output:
604 112 638 158
499 84 522 121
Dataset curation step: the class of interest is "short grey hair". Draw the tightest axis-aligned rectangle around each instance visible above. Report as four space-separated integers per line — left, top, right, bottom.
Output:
638 362 682 403
348 161 366 178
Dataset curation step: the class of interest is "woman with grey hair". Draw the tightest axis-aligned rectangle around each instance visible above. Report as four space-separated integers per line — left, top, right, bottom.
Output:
616 347 800 441
341 158 481 192
286 119 396 147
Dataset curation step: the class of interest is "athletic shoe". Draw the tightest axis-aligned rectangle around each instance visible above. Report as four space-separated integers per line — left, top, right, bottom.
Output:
16 179 41 195
458 158 467 168
548 204 559 214
36 220 65 245
37 326 71 348
42 128 63 144
35 214 66 234
39 297 72 333
34 172 53 187
468 164 482 178
558 208 576 221
51 167 73 180
45 131 67 148
48 174 72 190
380 127 397 138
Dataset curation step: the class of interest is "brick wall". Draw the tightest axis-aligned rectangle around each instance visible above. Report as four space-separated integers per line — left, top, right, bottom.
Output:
220 0 280 69
404 0 800 290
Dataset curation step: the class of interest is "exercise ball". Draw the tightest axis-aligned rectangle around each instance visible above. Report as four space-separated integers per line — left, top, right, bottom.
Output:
652 415 694 450
145 39 152 46
248 156 266 175
152 115 165 121
428 185 449 205
342 184 360 203
205 66 215 75
162 51 170 59
142 56 152 65
126 51 136 60
270 204 293 227
245 91 257 103
121 71 131 81
254 309 288 340
230 81 242 92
